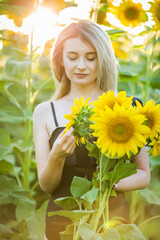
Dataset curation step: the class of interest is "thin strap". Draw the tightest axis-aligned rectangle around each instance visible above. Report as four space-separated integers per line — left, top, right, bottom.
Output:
50 102 59 127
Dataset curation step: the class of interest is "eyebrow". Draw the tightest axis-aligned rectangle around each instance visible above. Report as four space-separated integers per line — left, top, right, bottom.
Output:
66 51 97 55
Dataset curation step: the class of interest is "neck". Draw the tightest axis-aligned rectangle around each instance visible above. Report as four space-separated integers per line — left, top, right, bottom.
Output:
68 83 102 101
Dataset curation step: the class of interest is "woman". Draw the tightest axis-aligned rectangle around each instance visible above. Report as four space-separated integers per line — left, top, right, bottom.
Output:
33 20 150 240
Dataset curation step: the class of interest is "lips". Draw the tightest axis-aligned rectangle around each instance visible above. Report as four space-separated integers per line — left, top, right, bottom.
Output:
74 73 88 78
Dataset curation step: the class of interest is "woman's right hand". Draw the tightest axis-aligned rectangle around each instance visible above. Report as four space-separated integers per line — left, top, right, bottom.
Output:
50 127 76 159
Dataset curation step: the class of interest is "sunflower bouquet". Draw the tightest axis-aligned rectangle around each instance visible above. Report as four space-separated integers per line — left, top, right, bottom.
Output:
49 91 160 240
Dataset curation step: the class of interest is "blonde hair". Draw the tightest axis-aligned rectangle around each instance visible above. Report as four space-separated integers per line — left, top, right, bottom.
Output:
51 20 117 99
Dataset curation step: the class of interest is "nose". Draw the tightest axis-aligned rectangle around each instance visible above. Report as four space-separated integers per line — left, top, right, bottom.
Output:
77 58 86 71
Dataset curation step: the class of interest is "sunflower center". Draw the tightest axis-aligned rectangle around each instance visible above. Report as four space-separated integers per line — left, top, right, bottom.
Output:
146 114 154 129
108 118 133 143
156 4 160 21
124 7 139 20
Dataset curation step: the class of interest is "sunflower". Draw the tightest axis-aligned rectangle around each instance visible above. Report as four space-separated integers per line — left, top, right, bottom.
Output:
148 135 160 157
90 103 149 159
108 0 148 28
64 97 93 145
112 41 129 59
148 0 160 30
93 91 133 115
136 100 160 139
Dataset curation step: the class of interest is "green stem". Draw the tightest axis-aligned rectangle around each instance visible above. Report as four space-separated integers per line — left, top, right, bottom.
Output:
143 31 158 103
31 77 52 104
92 187 110 232
14 172 22 188
104 187 112 228
15 149 25 171
23 150 32 189
73 223 77 240
23 26 33 189
99 158 102 207
139 215 160 228
75 227 80 240
30 181 39 193
92 0 100 23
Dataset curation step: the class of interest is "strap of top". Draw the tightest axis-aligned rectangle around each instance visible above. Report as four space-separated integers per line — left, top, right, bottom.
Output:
50 102 59 127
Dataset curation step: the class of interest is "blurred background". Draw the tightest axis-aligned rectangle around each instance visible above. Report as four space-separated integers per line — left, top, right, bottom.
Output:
0 0 160 239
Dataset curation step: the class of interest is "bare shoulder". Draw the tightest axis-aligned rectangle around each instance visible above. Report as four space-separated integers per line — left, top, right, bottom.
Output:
33 102 50 117
33 102 52 132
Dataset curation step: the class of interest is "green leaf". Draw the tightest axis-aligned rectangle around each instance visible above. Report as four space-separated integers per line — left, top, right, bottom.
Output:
101 227 120 239
3 153 15 164
149 156 160 170
106 29 126 35
99 3 108 12
100 154 116 178
16 200 36 222
0 128 13 160
22 201 48 240
140 187 160 206
0 224 14 234
110 188 117 197
59 224 74 240
0 95 24 123
0 81 22 108
22 109 33 120
116 224 145 240
5 57 32 77
78 223 102 240
13 139 34 152
54 197 79 210
70 176 92 198
81 188 98 204
0 128 11 146
103 171 113 181
0 175 35 206
86 141 99 160
0 160 14 175
139 215 160 240
119 62 139 77
0 74 23 85
150 68 160 88
110 162 137 186
48 210 94 224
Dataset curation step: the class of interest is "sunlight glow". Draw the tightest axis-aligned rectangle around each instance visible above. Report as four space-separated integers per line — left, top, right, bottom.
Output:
58 6 90 24
0 15 19 32
58 0 93 24
20 6 58 50
132 35 146 45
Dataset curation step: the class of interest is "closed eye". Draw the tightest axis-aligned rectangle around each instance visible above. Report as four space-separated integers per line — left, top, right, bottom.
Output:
68 57 77 61
87 57 96 61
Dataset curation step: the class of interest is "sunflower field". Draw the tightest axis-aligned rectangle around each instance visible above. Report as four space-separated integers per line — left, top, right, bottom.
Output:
0 0 160 239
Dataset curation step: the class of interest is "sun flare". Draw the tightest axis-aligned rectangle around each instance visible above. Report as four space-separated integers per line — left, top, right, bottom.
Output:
20 6 58 50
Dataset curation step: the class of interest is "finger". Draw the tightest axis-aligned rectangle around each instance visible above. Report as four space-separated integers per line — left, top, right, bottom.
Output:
61 128 74 143
66 140 76 154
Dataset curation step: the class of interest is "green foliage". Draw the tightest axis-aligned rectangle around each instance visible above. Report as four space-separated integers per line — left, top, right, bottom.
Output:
70 177 92 198
78 223 146 240
0 5 54 238
49 210 95 224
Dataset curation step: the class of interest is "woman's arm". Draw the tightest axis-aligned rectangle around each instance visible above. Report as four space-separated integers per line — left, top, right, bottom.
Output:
33 103 76 194
114 146 150 192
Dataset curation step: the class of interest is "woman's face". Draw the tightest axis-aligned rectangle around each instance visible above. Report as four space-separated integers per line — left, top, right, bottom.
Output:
62 37 98 87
